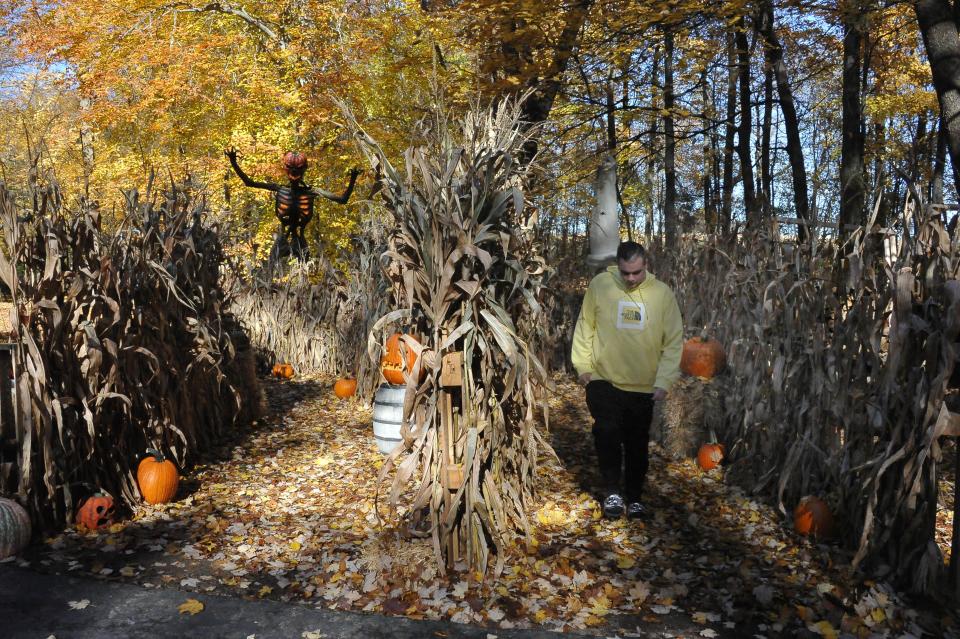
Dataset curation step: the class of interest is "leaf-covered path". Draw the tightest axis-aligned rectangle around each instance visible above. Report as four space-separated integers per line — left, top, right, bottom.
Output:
15 375 957 638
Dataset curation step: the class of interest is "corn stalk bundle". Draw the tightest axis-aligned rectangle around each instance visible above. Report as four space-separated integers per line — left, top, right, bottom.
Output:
344 98 551 574
667 199 957 593
0 181 260 530
227 213 389 396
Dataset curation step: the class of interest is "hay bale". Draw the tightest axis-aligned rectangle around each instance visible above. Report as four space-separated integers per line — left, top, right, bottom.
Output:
227 325 266 424
653 376 721 459
0 302 12 340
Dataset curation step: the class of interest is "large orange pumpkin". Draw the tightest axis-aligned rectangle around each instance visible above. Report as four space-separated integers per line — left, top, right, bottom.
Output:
77 492 115 530
137 449 180 505
381 333 420 385
680 335 726 379
793 495 833 538
696 443 725 471
334 378 357 399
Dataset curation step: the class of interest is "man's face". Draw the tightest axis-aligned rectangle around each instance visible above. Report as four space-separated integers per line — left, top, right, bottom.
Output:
617 255 647 289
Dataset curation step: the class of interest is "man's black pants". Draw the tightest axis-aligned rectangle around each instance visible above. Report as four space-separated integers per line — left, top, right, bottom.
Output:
585 380 654 502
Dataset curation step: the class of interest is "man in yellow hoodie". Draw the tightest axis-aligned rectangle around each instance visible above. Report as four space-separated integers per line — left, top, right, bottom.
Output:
571 241 683 519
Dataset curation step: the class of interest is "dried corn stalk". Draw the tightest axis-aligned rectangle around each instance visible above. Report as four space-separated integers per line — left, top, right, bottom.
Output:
667 194 957 593
228 220 389 398
344 97 551 574
0 181 261 530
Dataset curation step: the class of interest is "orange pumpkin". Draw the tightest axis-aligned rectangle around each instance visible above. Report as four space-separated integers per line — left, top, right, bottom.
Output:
680 335 726 379
381 333 420 385
333 378 357 399
137 449 180 505
794 495 833 538
77 492 115 530
273 363 294 379
696 442 725 471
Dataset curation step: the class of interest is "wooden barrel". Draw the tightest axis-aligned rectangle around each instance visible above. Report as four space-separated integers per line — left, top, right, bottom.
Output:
372 384 406 454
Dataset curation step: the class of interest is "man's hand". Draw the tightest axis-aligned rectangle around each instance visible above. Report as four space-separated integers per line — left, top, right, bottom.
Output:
224 147 238 163
578 372 592 386
349 167 362 179
653 387 667 402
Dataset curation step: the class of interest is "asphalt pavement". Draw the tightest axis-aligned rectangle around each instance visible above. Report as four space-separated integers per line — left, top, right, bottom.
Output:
0 561 617 639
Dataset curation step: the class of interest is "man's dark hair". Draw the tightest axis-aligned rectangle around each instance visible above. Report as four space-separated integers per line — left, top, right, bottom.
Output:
616 241 646 262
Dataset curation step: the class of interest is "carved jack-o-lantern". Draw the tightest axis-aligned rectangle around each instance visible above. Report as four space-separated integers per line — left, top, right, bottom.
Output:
381 333 421 385
77 493 115 531
282 151 308 177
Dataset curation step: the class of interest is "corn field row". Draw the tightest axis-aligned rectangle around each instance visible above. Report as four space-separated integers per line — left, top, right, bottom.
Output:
0 181 262 529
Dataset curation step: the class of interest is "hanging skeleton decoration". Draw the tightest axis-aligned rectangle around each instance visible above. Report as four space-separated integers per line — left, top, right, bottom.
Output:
226 148 360 261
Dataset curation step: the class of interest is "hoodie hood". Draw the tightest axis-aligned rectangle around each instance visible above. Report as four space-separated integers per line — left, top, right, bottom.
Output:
605 264 657 291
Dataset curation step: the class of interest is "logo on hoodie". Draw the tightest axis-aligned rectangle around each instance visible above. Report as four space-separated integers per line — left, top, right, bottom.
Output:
616 300 646 331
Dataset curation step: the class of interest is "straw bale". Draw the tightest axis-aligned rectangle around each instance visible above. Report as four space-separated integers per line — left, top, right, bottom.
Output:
0 302 11 340
652 375 721 459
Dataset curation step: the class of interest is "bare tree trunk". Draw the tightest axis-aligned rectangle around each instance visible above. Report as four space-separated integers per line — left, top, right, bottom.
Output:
645 44 661 242
760 62 773 219
735 17 758 224
840 0 867 231
931 115 947 204
711 67 723 234
606 81 633 240
702 67 717 232
914 0 960 201
758 0 811 242
664 28 678 246
721 31 737 235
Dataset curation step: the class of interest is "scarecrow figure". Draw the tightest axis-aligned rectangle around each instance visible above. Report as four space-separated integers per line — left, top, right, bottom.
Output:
226 148 360 261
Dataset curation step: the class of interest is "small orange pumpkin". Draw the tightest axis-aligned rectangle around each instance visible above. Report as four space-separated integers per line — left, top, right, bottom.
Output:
794 495 833 538
696 442 725 471
680 333 726 379
333 378 357 399
272 363 294 379
77 492 115 530
381 333 420 385
137 449 180 505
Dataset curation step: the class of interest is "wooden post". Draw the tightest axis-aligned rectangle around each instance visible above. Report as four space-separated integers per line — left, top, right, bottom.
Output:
439 350 464 565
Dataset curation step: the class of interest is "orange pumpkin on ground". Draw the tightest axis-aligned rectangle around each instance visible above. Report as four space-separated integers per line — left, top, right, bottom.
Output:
793 495 833 538
77 492 115 530
272 363 294 379
137 449 180 505
680 334 726 379
696 442 725 471
334 378 357 399
381 333 420 385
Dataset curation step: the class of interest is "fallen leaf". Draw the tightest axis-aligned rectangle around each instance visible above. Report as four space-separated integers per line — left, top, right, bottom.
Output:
67 599 90 610
807 620 838 639
178 599 205 615
753 584 774 606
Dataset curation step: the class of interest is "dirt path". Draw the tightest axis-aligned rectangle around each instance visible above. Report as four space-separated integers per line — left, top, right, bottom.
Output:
15 375 956 638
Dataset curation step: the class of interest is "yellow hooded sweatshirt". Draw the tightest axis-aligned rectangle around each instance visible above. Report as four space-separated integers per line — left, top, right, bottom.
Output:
571 265 683 393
